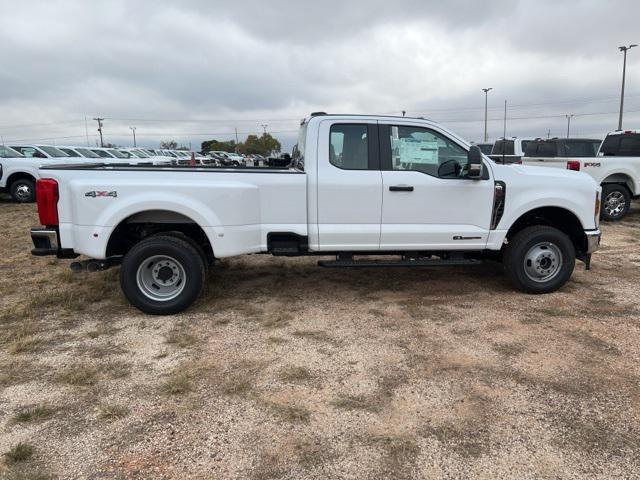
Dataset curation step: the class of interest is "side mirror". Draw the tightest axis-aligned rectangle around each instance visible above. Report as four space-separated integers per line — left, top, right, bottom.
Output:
467 145 483 179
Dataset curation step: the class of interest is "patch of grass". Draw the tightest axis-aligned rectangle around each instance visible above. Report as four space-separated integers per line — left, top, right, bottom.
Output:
2 468 50 480
251 451 288 480
261 312 292 329
292 438 333 469
492 342 526 357
165 329 198 348
0 360 46 387
102 360 132 379
291 330 337 344
98 403 129 420
160 371 192 395
58 365 98 386
331 394 380 413
367 434 420 479
8 335 42 354
538 307 570 318
278 366 313 383
221 377 254 396
12 405 56 424
266 336 287 345
4 443 34 464
566 330 621 356
421 422 489 458
267 402 311 424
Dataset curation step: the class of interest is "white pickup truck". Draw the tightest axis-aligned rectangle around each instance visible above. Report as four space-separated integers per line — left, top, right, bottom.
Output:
1 145 86 202
30 114 602 315
522 131 640 220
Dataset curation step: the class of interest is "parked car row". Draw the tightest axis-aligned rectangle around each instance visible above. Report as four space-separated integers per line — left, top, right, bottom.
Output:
0 142 277 202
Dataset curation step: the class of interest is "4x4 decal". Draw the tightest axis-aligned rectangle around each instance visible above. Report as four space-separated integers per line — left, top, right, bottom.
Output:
85 191 117 198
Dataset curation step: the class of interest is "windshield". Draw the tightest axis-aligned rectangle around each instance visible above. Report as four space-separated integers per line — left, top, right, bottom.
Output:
74 148 100 158
0 145 24 157
92 149 114 158
107 149 127 158
133 149 150 157
37 146 69 157
59 148 80 157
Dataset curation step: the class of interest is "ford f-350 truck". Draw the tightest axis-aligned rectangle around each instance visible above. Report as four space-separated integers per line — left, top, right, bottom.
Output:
30 114 602 315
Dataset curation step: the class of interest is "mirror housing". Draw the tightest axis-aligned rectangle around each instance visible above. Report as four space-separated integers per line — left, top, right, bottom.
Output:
467 145 483 179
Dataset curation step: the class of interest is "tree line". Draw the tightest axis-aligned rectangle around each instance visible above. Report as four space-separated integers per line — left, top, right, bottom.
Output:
201 133 281 156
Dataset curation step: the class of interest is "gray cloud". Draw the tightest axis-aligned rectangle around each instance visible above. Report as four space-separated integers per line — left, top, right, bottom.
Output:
0 0 638 149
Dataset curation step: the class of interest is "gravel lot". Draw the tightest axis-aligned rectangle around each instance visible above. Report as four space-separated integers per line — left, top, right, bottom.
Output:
1 196 639 479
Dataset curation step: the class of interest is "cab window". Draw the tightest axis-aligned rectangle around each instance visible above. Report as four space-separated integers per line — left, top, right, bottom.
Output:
329 124 369 170
382 125 468 179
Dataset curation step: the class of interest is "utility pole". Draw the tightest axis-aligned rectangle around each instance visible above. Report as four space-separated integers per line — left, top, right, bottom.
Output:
546 129 551 139
482 87 493 142
402 110 406 117
129 126 137 147
84 116 90 146
618 44 637 130
501 100 507 165
234 127 239 153
565 114 574 138
260 124 268 135
93 117 104 147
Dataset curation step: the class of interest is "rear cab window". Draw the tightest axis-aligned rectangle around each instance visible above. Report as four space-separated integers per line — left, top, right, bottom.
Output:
329 124 369 170
492 140 515 156
600 133 640 156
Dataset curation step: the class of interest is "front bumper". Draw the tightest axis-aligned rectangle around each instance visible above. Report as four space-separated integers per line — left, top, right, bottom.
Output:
585 230 601 254
30 227 77 258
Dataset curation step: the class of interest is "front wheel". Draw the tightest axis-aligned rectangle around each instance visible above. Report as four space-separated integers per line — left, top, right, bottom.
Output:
504 226 575 294
600 184 630 221
10 179 35 203
120 235 206 315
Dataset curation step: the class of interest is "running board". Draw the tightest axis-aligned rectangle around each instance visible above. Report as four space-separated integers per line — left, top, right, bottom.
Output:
318 256 482 268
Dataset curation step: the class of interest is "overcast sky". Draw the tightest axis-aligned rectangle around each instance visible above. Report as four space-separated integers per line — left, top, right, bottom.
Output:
1 0 639 151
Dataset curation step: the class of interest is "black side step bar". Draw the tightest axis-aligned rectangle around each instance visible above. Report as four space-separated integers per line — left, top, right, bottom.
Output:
318 255 481 268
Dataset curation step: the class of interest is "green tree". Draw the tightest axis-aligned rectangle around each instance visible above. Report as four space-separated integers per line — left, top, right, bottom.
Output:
201 139 237 153
160 140 178 149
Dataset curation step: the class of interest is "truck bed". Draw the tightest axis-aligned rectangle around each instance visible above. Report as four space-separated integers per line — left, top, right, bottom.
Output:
39 163 308 259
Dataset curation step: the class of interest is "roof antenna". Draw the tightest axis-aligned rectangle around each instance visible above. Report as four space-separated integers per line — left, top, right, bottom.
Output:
402 110 406 117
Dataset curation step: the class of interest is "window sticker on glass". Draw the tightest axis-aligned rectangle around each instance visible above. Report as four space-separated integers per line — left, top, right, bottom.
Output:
395 138 439 164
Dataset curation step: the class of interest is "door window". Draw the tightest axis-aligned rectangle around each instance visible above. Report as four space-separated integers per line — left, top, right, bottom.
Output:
329 124 368 170
382 125 468 178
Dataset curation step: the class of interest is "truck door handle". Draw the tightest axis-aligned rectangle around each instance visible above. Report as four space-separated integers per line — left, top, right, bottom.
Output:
389 185 414 192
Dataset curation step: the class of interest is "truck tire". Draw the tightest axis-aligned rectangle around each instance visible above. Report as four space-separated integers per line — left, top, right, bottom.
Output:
504 225 575 294
600 184 630 221
10 178 36 203
120 235 206 315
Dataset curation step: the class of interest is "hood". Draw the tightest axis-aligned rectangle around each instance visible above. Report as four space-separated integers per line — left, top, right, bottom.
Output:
502 164 598 186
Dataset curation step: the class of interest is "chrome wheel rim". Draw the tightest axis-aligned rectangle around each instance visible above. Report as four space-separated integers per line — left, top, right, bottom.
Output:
604 191 626 217
523 242 563 283
15 184 32 201
136 255 186 302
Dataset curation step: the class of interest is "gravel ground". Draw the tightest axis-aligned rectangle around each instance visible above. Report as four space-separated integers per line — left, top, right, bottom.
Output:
1 196 639 479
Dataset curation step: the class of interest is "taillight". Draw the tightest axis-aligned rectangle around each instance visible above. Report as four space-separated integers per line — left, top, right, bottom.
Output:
36 178 59 226
566 160 580 171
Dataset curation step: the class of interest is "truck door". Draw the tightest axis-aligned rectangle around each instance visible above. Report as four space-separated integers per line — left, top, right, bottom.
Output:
316 120 382 250
378 122 494 250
